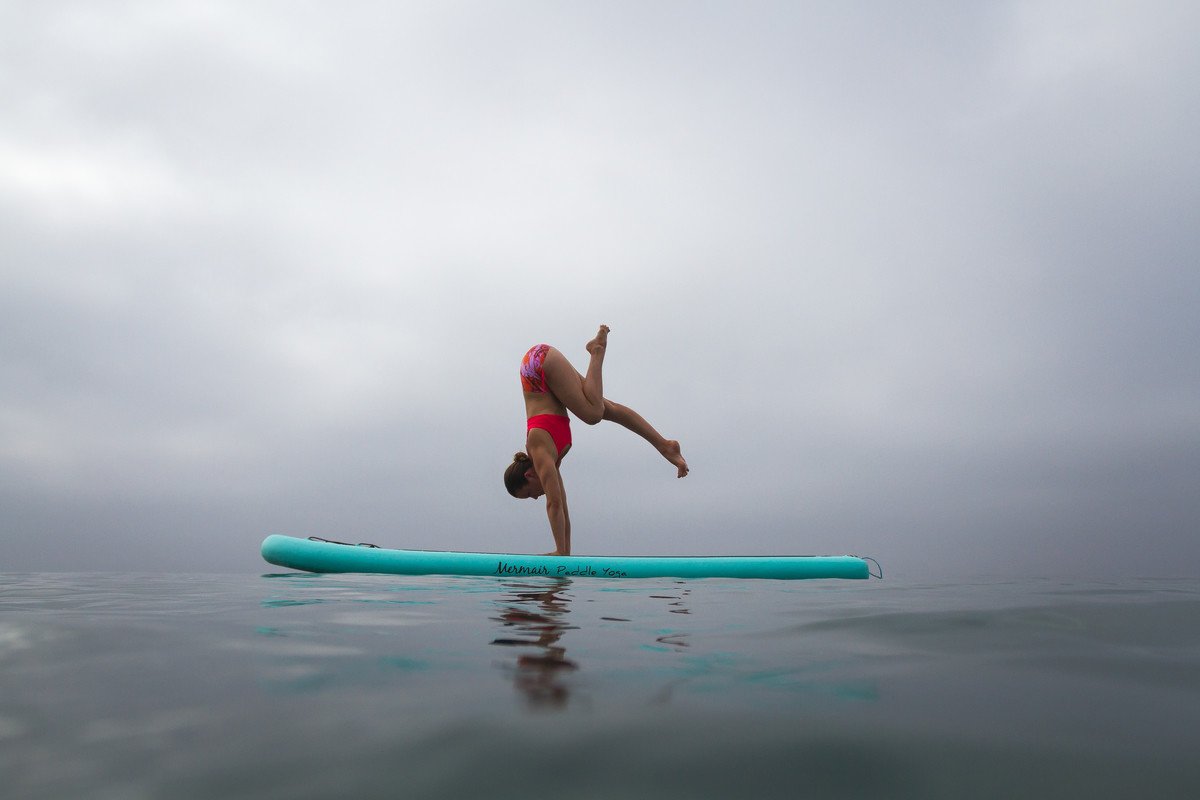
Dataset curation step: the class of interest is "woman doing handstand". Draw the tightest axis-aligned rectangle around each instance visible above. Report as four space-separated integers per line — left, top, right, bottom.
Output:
503 326 688 556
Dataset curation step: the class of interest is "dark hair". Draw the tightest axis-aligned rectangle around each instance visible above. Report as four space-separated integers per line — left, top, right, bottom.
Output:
503 452 533 497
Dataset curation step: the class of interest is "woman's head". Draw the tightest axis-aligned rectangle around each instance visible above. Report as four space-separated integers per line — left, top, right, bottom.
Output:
503 452 542 499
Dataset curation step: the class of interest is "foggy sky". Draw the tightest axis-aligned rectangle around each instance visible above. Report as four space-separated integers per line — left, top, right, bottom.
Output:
2 1 1197 578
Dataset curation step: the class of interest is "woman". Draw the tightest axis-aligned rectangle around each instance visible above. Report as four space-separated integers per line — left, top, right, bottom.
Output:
503 325 688 556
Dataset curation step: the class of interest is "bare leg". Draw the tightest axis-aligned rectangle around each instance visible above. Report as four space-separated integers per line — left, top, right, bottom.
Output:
603 399 689 478
543 325 609 424
543 326 688 478
580 325 609 414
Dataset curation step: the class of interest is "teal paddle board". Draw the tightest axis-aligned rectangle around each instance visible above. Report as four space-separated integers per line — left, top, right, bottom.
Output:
261 535 877 580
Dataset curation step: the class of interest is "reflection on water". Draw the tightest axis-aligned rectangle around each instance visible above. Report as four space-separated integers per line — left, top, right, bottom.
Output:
650 585 692 614
489 580 579 708
247 575 883 713
489 580 700 708
650 583 692 651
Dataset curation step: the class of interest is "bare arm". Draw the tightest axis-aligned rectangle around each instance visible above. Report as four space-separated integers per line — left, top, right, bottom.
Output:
529 439 570 555
562 492 571 555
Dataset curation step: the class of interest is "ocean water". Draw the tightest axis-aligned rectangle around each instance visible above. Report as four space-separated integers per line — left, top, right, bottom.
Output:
2 572 1198 799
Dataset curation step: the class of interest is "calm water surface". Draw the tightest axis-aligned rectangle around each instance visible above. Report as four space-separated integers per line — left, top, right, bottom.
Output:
3 572 1198 799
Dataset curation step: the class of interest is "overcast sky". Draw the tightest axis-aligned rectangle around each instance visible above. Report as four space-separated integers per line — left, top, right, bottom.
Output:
3 0 1197 578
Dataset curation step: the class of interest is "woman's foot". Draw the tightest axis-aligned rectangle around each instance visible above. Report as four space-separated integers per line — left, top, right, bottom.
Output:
661 440 689 478
586 325 610 357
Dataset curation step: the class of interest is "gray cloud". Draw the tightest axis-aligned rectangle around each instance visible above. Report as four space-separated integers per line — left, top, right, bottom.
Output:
3 1 1197 577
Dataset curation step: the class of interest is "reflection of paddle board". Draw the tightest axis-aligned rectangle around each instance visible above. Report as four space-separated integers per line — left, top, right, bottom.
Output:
261 535 876 580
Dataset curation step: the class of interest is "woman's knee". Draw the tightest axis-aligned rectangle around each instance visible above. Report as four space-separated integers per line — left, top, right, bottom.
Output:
578 406 604 425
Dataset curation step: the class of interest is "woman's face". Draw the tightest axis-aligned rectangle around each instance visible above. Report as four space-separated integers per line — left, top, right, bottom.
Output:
514 469 544 500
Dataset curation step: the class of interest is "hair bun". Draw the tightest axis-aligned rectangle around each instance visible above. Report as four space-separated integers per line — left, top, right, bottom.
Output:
512 452 529 463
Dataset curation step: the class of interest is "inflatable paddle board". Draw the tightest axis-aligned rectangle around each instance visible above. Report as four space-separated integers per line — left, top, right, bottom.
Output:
261 535 877 580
